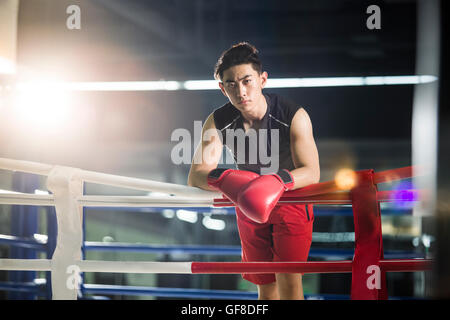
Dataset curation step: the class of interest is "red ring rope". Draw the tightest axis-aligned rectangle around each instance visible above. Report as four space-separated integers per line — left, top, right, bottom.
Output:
210 166 429 300
191 259 433 274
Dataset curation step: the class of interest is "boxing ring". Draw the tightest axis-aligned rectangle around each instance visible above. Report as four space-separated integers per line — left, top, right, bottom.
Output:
0 157 433 300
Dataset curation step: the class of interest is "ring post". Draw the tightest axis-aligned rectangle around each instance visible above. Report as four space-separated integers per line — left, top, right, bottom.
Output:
46 166 84 300
350 170 387 300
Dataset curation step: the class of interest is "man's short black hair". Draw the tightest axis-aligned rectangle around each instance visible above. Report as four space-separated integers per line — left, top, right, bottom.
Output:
214 42 263 81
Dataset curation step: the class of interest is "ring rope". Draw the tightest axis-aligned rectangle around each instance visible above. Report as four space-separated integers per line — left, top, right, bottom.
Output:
0 157 431 300
0 259 432 274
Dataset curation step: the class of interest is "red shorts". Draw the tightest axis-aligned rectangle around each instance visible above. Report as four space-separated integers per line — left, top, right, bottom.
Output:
235 204 314 285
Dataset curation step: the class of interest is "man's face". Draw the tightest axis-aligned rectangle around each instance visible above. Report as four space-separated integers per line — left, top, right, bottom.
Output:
219 63 268 114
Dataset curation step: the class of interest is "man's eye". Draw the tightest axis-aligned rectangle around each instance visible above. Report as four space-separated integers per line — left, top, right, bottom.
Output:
227 83 235 88
244 80 251 84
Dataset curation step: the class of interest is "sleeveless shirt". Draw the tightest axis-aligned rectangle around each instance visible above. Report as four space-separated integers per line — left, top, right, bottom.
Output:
213 93 302 174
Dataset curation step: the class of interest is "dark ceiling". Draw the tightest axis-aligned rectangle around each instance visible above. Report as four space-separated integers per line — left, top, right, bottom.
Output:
17 0 418 80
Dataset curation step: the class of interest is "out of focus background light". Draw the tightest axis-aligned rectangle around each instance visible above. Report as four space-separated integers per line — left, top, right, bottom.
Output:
9 75 438 92
391 180 417 209
161 209 175 219
33 189 49 195
176 209 198 224
12 79 72 130
0 57 16 74
334 168 357 190
202 216 226 231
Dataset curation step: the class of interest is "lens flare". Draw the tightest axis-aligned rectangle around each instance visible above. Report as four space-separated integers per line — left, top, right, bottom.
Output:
12 79 71 130
335 168 357 190
391 180 417 209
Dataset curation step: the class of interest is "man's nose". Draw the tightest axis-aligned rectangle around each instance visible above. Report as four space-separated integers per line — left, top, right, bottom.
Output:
237 82 247 97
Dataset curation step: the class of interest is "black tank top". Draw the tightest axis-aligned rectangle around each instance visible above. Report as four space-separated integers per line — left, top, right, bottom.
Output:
213 93 302 174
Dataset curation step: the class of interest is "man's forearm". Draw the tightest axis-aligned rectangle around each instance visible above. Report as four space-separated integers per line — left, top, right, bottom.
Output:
187 169 216 191
290 166 320 190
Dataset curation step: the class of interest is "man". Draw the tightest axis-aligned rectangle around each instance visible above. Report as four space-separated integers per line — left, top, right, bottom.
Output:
187 42 320 300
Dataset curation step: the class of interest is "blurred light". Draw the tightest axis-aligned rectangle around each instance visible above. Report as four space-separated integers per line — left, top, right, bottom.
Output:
202 216 226 231
10 75 437 92
34 189 49 195
391 180 417 209
264 76 437 88
184 80 218 90
422 234 432 248
62 81 181 91
369 76 436 85
13 79 71 129
0 57 16 74
34 279 46 285
334 168 357 190
147 191 171 197
176 209 198 223
412 235 434 248
381 221 396 235
161 209 175 219
267 77 365 88
102 236 114 243
365 76 422 85
312 232 355 242
210 208 231 215
33 233 48 243
306 296 325 301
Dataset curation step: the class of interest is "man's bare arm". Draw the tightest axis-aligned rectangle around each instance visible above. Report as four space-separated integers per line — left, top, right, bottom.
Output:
289 108 321 190
187 113 223 191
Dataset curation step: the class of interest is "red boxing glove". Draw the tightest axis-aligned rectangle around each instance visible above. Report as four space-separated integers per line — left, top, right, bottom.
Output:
207 168 260 204
237 169 295 223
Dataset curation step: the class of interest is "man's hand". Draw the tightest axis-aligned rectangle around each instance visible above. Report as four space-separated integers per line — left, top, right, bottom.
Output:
237 169 295 223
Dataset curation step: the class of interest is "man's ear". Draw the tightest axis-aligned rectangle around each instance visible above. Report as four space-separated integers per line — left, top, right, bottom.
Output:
260 71 268 89
218 82 228 97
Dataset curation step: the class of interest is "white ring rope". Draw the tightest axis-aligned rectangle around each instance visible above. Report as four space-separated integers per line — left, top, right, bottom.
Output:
0 259 193 274
0 193 215 208
0 157 222 299
0 192 55 206
78 261 193 274
0 157 54 176
0 259 52 272
0 157 426 300
78 195 214 207
0 157 220 199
